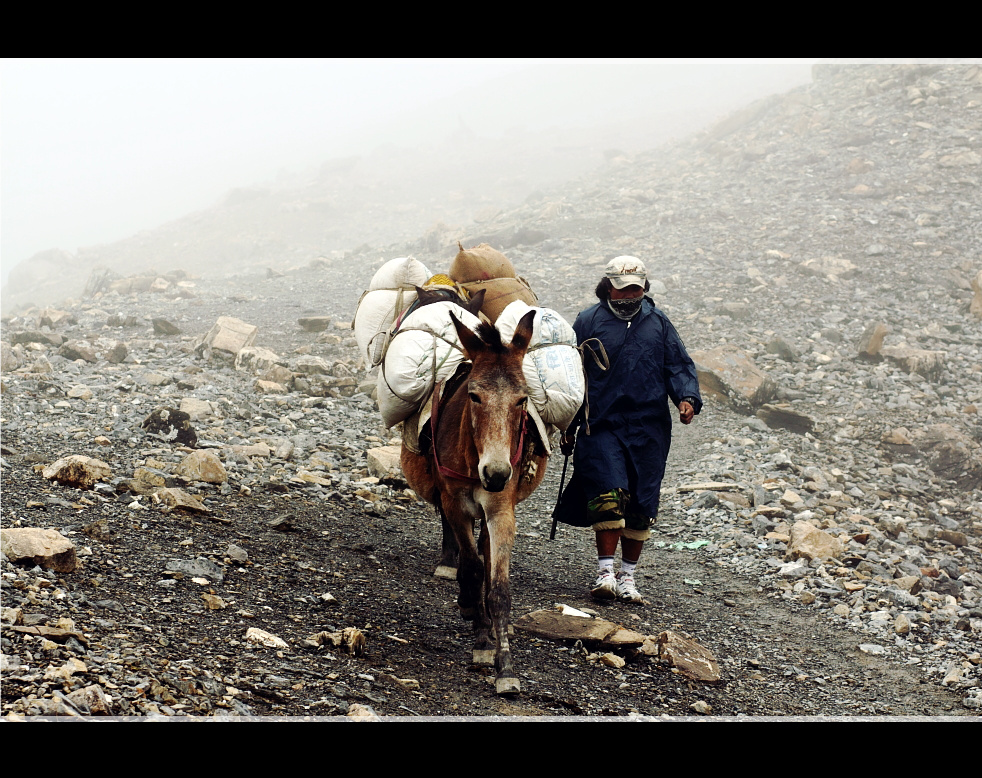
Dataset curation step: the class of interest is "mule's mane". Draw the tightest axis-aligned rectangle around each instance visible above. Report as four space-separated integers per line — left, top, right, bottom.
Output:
474 320 508 354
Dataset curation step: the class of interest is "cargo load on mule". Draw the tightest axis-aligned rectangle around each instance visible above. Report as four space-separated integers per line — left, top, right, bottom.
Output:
354 246 585 452
449 242 538 324
352 256 432 369
376 298 484 429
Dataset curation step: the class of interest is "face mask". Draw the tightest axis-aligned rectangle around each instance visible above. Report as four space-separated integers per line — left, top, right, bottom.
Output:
607 297 643 320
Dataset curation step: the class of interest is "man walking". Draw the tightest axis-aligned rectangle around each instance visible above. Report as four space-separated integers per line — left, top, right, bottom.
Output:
560 256 702 603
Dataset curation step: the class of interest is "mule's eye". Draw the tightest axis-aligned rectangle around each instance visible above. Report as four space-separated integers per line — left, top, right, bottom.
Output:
469 392 482 404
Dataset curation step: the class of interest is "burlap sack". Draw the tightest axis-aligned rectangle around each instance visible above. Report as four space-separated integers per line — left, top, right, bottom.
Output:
460 277 538 323
449 243 516 282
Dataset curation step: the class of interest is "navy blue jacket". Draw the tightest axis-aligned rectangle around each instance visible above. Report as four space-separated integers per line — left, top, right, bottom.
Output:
570 297 702 518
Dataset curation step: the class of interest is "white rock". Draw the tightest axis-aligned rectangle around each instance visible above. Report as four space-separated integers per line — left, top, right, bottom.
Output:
245 627 288 649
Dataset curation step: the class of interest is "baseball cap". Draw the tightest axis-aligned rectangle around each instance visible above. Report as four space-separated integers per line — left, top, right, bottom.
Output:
605 256 647 289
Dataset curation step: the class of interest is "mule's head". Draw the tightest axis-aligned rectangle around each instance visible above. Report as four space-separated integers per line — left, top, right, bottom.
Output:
450 309 535 493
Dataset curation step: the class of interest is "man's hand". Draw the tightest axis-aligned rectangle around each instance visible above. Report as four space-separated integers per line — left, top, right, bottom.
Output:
679 401 694 425
560 429 576 456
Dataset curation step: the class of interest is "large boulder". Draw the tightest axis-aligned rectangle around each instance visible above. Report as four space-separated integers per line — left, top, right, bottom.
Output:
141 408 198 447
913 424 982 489
175 450 227 484
42 455 111 489
692 345 778 413
366 446 403 483
787 521 845 562
969 268 982 318
235 346 282 375
857 321 889 360
881 346 945 380
1 528 77 573
1 342 20 373
201 316 257 357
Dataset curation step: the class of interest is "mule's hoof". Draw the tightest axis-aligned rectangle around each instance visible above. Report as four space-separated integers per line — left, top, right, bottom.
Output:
434 565 457 580
495 676 521 696
472 649 495 666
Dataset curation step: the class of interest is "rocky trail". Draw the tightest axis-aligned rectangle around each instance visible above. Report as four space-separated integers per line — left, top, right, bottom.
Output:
2 63 981 719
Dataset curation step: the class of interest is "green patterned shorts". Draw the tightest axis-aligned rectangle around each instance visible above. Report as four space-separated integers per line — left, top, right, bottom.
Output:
586 488 652 533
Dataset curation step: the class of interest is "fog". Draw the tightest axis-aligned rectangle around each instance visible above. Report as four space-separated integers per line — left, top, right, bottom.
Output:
2 58 829 291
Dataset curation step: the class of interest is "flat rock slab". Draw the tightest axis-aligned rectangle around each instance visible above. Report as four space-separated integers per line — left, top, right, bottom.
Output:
298 316 332 332
513 609 645 646
229 442 271 458
154 487 210 513
881 345 945 380
9 624 87 644
656 630 721 683
799 256 858 279
165 557 224 583
677 481 743 492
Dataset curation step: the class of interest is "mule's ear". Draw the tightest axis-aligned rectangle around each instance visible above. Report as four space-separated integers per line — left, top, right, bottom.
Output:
464 288 486 317
510 310 536 354
450 310 483 360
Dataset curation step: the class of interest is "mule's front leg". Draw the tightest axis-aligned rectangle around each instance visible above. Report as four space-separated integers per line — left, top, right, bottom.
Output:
445 503 495 666
484 505 519 695
456 546 495 665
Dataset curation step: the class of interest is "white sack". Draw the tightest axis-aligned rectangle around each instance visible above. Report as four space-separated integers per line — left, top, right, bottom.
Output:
377 301 482 428
354 257 432 367
496 301 585 429
369 256 431 291
354 288 415 367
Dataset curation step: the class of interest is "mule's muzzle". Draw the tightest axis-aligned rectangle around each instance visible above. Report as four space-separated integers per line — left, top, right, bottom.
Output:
481 464 512 493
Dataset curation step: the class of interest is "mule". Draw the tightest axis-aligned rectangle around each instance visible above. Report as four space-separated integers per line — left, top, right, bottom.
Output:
400 308 546 695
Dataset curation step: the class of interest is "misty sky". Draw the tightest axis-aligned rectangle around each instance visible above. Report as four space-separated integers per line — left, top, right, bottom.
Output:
0 58 832 286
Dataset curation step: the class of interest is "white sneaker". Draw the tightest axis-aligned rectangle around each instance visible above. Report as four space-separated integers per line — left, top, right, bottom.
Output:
591 570 617 600
616 572 645 604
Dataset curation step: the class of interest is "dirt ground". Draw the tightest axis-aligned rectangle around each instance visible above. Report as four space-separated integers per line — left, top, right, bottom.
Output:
3 406 972 719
